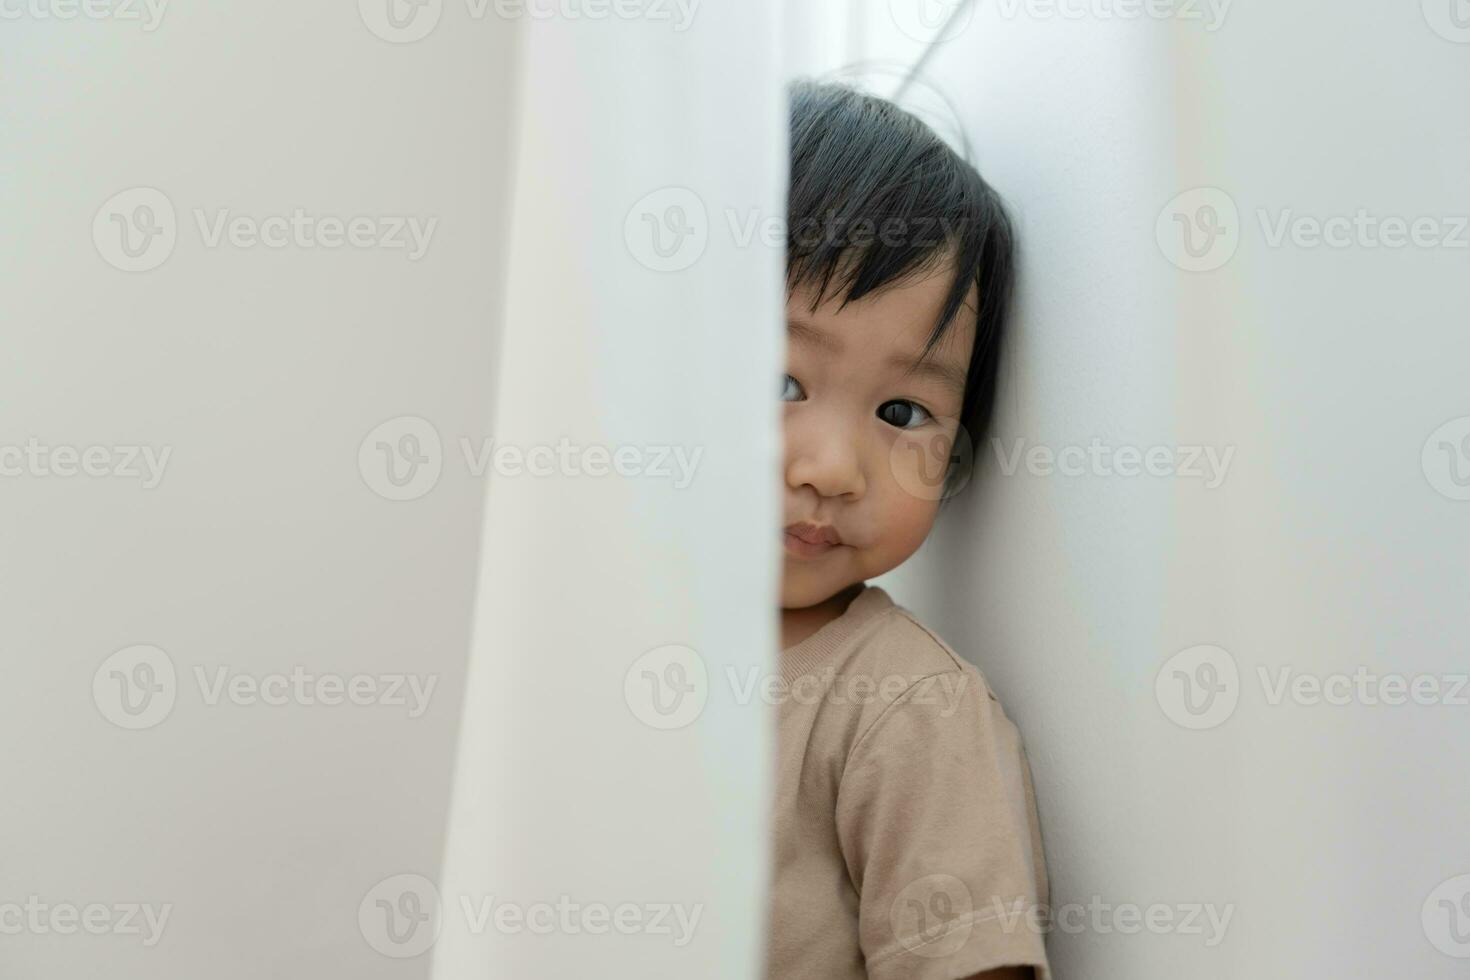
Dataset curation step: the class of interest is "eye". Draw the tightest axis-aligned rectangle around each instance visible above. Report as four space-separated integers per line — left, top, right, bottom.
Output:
877 399 934 430
781 373 805 402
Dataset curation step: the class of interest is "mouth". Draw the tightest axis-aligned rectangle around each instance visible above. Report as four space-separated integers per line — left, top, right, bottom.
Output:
783 521 843 559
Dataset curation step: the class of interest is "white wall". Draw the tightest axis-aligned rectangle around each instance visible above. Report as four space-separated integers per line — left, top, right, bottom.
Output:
870 1 1470 976
1 6 513 977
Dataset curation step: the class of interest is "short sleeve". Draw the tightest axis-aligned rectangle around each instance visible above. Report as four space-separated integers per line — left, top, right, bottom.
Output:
834 670 1052 980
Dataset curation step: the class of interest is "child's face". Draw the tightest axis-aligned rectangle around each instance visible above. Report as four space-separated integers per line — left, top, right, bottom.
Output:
781 261 977 610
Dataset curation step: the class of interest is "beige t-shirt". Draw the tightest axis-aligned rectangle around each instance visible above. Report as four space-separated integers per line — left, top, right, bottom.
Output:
765 584 1051 980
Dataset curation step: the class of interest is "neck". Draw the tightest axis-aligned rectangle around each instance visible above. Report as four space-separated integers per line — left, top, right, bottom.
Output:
780 582 864 651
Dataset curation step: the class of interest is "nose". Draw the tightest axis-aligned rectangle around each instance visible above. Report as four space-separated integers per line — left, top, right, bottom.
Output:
784 410 866 501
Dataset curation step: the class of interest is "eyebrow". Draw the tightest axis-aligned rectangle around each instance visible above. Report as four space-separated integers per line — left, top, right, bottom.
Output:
786 316 842 353
787 316 969 398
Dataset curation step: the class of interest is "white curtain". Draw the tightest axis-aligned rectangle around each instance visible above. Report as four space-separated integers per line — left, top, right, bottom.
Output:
432 7 786 979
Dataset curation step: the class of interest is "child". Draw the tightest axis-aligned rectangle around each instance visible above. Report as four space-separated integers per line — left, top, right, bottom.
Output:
768 80 1050 980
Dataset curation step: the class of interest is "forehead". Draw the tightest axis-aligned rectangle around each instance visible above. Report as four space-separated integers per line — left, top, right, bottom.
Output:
785 263 977 367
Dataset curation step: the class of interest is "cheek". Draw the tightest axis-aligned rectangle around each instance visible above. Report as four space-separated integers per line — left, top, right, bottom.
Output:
880 427 959 509
868 477 941 563
864 428 955 561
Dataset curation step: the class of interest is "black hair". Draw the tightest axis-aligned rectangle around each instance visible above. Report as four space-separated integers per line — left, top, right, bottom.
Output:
786 78 1015 499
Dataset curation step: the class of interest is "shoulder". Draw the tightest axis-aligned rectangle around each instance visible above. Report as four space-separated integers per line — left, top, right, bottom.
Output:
829 600 1018 756
842 600 1004 709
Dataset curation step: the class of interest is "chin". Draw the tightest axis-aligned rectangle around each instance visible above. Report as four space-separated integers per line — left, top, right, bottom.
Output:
780 571 847 610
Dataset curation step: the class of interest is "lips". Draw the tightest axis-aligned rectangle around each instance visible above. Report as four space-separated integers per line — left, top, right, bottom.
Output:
784 521 842 547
